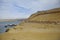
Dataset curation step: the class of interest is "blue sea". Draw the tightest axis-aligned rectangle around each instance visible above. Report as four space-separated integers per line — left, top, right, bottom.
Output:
0 20 21 33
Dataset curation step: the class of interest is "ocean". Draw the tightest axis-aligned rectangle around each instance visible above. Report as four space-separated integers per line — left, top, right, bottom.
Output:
0 20 21 33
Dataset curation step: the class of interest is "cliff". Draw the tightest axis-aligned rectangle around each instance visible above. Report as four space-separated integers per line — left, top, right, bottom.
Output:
0 8 60 40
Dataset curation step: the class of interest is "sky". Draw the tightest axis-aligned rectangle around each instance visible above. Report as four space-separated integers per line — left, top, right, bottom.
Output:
0 0 60 19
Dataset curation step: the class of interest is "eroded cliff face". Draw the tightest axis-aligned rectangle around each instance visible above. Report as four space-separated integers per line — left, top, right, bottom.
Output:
28 8 60 21
0 8 60 40
19 8 60 29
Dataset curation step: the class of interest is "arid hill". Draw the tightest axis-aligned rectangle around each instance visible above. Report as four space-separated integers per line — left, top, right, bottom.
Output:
0 8 60 40
27 8 60 21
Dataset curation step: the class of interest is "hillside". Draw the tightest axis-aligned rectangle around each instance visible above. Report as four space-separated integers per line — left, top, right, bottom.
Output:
0 8 60 40
27 8 60 21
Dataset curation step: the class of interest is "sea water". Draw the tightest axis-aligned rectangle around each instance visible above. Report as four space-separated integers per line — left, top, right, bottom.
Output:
0 20 21 33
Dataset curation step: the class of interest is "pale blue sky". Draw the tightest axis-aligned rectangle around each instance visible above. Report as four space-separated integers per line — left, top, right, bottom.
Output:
0 0 60 19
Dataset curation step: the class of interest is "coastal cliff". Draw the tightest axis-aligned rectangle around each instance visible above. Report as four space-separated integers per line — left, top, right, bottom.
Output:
0 8 60 40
